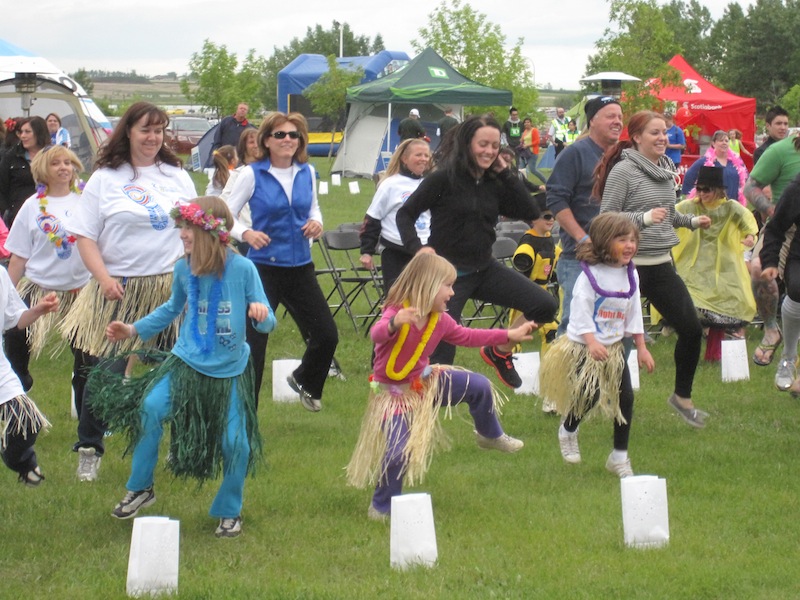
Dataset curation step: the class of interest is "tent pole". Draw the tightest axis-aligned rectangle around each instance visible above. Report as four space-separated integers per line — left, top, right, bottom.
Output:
387 102 392 153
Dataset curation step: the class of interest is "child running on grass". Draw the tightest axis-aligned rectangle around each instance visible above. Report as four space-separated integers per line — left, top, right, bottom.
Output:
92 196 276 538
346 252 536 521
0 269 58 486
540 213 655 478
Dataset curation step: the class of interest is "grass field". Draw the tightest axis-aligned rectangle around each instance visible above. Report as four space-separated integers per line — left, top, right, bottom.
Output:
2 160 799 599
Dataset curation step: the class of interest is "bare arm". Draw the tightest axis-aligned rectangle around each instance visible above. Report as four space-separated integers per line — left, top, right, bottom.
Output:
7 254 27 287
76 236 124 300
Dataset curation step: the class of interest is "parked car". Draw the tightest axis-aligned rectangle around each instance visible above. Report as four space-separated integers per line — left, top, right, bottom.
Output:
165 116 211 154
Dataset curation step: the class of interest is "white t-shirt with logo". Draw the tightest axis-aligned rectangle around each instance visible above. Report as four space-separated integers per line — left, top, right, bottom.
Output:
365 173 430 246
69 164 197 277
567 262 644 346
6 191 91 291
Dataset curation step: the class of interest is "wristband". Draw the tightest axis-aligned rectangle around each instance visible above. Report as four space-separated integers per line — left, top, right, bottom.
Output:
578 234 589 244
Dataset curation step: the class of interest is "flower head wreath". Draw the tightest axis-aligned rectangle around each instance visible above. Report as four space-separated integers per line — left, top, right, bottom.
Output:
170 203 231 245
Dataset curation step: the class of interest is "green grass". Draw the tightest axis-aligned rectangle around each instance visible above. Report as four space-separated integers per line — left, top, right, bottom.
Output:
3 160 800 599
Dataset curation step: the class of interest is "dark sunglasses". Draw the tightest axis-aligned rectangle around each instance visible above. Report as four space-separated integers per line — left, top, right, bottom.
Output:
541 214 555 221
270 131 300 140
695 186 712 193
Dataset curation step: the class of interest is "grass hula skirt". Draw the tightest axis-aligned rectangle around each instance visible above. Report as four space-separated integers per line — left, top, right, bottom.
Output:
16 279 81 359
0 395 51 449
60 274 178 357
346 365 507 489
539 337 627 424
86 352 261 482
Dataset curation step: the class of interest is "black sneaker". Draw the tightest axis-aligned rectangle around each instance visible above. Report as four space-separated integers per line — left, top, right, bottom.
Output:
480 346 522 388
215 516 242 538
287 375 321 412
111 487 156 519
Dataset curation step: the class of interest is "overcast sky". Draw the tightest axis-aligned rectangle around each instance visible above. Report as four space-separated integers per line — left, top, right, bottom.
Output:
10 0 748 91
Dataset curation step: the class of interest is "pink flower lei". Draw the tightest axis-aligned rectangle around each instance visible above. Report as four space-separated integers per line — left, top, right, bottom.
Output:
170 203 231 245
37 181 84 249
689 145 748 205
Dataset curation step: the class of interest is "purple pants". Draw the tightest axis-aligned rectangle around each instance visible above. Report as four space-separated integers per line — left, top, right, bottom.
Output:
371 370 503 514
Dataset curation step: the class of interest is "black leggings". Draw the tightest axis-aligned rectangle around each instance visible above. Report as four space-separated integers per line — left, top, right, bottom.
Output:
637 261 702 399
430 258 559 364
563 363 634 450
1 398 39 475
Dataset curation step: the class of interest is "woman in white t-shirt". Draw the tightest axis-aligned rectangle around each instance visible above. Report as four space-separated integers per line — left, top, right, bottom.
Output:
359 138 431 292
60 101 197 482
5 146 90 399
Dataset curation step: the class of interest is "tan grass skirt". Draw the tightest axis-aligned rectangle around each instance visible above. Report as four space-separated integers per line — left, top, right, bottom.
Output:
60 273 178 357
16 280 82 359
539 337 626 424
0 394 51 449
346 365 507 489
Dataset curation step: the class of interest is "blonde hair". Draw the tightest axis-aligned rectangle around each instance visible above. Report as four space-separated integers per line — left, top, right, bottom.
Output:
256 112 308 164
30 145 83 188
211 145 237 190
383 139 430 180
384 253 456 316
576 212 639 265
184 196 234 277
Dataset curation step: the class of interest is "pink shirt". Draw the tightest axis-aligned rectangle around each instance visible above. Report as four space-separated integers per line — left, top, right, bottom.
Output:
371 305 509 384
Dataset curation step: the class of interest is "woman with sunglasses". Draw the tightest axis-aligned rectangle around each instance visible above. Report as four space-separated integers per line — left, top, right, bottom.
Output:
597 110 711 428
673 166 757 360
225 112 338 412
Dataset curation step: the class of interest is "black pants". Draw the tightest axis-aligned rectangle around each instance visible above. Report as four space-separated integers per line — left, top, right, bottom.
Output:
247 262 339 401
74 354 125 456
4 326 31 389
1 398 39 475
430 258 559 365
637 261 702 399
380 246 414 295
563 363 634 450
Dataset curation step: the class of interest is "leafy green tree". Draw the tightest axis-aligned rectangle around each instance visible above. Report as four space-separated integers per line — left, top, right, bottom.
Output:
661 0 714 77
585 0 682 117
413 0 537 114
70 68 94 96
715 0 800 110
264 22 384 111
705 1 747 85
303 55 363 158
780 84 800 124
181 40 268 118
182 40 238 117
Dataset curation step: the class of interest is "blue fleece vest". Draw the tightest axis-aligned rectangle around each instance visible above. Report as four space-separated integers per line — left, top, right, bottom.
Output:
248 160 313 267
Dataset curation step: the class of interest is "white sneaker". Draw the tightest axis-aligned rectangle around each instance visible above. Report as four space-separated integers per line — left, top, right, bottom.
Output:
215 516 242 538
774 358 795 391
605 452 634 478
77 447 101 482
558 425 581 464
475 431 524 453
541 399 557 414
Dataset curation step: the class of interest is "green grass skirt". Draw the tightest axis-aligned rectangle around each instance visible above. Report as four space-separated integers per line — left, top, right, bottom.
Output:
87 352 262 482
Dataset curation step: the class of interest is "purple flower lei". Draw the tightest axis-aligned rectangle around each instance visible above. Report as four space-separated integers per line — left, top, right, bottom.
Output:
580 261 637 299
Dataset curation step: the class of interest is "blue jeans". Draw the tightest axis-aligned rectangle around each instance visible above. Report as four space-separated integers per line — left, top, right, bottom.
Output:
127 374 249 519
556 257 583 336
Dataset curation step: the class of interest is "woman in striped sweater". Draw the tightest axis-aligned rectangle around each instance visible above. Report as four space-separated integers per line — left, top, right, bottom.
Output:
595 111 711 428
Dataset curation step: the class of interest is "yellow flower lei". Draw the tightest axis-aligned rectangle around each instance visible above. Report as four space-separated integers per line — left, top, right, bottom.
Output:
385 301 440 381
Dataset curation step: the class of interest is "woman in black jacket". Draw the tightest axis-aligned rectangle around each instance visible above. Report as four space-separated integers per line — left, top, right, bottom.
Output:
396 116 558 389
0 116 49 226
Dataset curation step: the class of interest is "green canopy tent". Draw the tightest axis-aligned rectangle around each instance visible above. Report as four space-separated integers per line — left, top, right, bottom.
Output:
332 47 512 178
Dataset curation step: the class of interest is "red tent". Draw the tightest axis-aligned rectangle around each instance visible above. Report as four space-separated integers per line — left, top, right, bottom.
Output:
654 55 756 170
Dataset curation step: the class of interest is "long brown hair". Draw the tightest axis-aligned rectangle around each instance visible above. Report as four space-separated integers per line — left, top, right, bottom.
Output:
211 145 237 190
95 101 180 174
592 110 664 200
576 212 639 265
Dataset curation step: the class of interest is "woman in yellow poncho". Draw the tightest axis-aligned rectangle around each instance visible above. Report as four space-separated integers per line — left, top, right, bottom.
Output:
674 165 757 361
